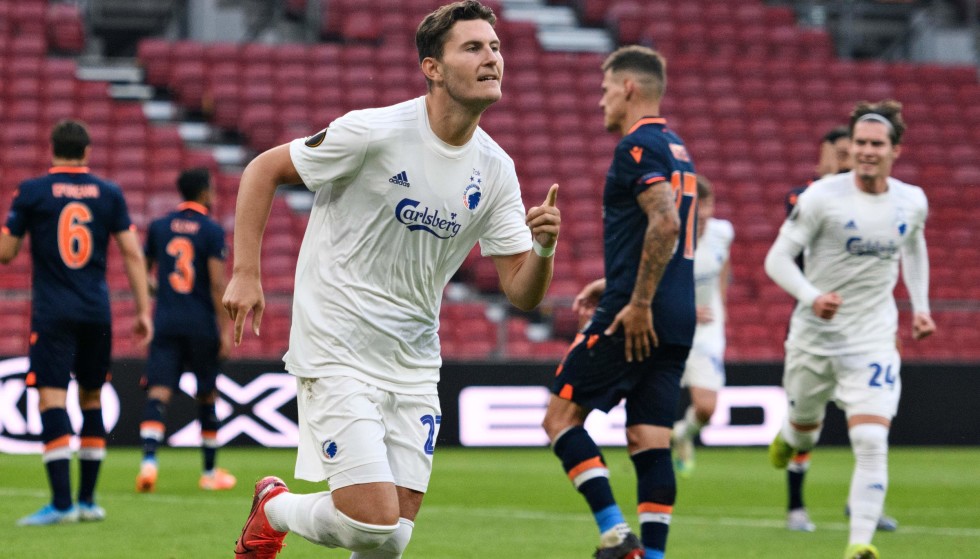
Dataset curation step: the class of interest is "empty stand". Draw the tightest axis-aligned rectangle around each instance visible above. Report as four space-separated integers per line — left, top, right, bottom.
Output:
2 0 979 362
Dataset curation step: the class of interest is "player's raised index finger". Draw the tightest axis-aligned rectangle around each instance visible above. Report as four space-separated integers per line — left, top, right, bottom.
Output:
544 184 559 207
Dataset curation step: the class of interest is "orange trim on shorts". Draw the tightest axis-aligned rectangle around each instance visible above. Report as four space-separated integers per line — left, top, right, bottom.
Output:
555 333 586 377
44 435 72 452
638 502 673 514
30 332 38 345
80 436 106 449
201 430 218 440
26 372 36 386
567 456 605 481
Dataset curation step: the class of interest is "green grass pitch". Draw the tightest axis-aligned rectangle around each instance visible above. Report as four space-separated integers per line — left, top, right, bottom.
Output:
1 446 977 558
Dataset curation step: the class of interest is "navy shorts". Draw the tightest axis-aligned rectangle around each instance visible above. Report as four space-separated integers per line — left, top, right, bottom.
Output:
28 320 112 390
144 334 221 395
551 332 689 428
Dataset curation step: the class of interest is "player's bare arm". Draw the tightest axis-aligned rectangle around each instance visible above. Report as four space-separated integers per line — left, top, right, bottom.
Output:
115 227 154 345
0 230 23 264
223 143 302 344
492 183 560 311
605 181 679 362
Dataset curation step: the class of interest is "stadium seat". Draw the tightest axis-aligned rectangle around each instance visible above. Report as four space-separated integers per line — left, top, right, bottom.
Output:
46 2 86 54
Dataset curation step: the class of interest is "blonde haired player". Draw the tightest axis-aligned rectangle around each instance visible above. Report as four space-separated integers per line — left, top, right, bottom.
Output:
671 176 733 476
765 99 935 559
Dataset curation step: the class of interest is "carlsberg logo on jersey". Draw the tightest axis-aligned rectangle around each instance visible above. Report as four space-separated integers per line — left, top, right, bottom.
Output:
845 237 899 259
396 199 463 239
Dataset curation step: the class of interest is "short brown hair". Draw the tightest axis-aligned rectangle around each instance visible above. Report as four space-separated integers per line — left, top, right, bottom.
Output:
51 119 90 159
416 0 496 64
601 45 667 100
696 175 713 200
849 99 906 145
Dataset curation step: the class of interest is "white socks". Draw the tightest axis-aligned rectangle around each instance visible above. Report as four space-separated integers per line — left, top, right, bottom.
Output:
265 491 399 551
847 423 889 545
781 421 822 453
349 518 415 558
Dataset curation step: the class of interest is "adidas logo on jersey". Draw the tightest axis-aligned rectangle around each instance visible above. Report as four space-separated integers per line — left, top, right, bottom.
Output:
389 171 410 188
844 220 858 229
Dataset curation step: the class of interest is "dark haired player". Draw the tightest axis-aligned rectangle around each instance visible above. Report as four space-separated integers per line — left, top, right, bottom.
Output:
136 167 235 493
1 119 152 525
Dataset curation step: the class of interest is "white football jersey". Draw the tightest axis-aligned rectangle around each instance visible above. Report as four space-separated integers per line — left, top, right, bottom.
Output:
691 217 734 358
781 172 928 355
285 97 532 393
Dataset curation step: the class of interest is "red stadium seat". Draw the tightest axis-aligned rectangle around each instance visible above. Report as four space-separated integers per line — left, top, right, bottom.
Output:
46 3 86 54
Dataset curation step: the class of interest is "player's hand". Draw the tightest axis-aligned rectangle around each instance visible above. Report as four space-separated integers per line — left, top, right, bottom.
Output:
811 292 842 320
605 301 657 363
223 272 264 345
572 278 605 324
695 304 714 324
134 312 153 347
912 311 936 340
525 184 560 251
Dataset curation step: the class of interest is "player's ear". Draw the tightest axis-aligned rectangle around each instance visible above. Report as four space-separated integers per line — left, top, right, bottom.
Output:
421 57 442 84
623 78 635 102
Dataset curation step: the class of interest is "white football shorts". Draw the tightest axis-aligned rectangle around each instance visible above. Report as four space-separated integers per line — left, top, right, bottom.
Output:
680 351 726 391
294 374 441 493
783 344 902 423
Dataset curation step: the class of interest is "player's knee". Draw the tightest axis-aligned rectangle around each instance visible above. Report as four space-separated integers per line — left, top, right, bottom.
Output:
335 510 399 552
693 404 715 424
352 518 414 558
849 423 888 460
784 423 822 452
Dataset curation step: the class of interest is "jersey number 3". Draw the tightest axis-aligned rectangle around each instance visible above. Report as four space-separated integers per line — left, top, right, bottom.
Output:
166 237 196 294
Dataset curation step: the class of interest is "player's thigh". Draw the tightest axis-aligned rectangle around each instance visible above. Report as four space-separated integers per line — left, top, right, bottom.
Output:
184 336 221 395
73 322 112 390
552 332 636 413
144 336 185 391
28 321 77 389
834 349 902 420
383 391 441 494
680 351 725 391
294 375 393 486
625 344 689 428
783 345 836 424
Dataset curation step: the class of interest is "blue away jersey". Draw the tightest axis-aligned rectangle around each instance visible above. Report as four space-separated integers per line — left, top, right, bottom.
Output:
4 167 132 324
592 117 698 347
145 202 226 337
